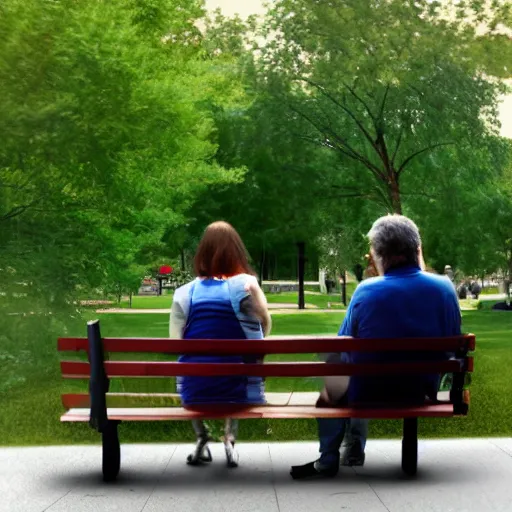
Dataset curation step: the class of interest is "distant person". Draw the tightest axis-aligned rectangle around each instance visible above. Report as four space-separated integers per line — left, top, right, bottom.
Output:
444 265 454 283
291 214 461 479
470 281 481 300
169 221 271 468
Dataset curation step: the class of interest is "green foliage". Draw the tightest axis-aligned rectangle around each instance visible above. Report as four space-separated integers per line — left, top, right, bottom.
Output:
0 0 245 311
255 0 508 213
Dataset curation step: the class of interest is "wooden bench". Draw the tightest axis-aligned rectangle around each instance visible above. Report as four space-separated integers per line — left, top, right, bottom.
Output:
58 320 475 481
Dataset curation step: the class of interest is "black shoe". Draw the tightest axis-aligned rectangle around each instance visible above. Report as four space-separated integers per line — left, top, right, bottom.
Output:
186 436 213 466
290 460 338 480
341 440 365 467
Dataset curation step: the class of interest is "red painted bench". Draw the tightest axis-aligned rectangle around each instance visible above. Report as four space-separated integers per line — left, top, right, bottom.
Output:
58 320 475 481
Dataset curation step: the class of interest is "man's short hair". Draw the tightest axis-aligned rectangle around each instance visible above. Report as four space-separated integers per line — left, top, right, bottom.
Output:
367 215 421 271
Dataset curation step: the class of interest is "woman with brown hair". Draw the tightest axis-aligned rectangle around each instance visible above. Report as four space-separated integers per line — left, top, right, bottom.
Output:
169 221 271 468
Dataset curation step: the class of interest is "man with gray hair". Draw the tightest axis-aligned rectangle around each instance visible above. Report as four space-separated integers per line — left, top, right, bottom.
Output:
291 214 461 479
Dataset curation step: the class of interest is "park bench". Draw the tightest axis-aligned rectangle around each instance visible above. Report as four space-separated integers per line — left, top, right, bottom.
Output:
58 320 475 482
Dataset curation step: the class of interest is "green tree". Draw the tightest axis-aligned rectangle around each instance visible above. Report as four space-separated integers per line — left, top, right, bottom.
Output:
256 0 508 213
0 0 244 311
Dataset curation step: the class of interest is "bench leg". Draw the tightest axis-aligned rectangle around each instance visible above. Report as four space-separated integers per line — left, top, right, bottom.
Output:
401 418 418 477
102 420 121 482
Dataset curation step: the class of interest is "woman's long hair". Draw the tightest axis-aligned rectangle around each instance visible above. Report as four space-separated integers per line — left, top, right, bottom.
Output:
194 221 255 278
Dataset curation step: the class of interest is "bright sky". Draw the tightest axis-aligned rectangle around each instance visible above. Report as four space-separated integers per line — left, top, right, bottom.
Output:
500 81 512 138
205 0 266 17
204 0 511 138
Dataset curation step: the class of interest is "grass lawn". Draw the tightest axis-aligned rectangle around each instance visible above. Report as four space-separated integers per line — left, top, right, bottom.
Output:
266 290 353 309
1 309 511 445
111 294 175 310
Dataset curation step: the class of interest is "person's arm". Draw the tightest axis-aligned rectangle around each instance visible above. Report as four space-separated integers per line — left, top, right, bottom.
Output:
244 278 272 336
169 284 193 339
447 286 462 357
169 299 187 339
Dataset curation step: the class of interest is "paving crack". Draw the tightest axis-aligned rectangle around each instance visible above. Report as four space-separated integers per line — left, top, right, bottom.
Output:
267 445 282 512
367 481 392 512
140 445 177 512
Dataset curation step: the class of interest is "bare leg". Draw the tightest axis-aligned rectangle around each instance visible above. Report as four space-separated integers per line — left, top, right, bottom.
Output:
224 418 239 468
224 418 239 443
187 420 213 465
192 419 209 439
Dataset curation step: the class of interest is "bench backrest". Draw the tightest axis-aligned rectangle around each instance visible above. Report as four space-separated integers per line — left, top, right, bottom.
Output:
58 320 474 428
58 321 474 393
58 320 474 379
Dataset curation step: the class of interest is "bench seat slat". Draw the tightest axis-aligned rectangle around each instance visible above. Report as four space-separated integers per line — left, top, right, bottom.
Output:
57 335 475 354
61 392 294 409
60 403 458 422
60 359 469 378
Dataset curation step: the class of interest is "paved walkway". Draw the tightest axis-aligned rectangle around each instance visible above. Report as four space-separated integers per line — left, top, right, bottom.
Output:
2 439 511 511
96 306 346 314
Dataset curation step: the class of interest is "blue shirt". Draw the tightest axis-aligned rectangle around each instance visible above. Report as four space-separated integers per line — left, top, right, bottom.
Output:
338 265 461 404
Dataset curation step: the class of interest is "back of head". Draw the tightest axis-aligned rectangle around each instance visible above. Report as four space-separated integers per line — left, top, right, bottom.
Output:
194 221 254 278
367 214 421 273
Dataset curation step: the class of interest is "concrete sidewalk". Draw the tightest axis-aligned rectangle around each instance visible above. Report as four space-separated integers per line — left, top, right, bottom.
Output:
1 440 512 512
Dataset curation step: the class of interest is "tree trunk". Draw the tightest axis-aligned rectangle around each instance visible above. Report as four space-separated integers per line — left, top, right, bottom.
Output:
508 259 512 301
297 242 305 310
258 249 265 286
341 270 347 306
389 171 402 214
180 249 185 271
129 292 133 309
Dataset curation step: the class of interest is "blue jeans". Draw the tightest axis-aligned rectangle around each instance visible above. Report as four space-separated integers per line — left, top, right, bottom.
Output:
318 417 368 468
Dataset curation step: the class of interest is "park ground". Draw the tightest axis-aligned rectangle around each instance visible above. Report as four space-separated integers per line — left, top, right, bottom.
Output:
2 439 512 512
1 293 511 446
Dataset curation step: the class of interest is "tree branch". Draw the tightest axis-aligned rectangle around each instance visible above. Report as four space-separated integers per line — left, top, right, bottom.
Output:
298 78 378 150
0 200 41 222
397 142 455 175
378 83 391 122
341 80 378 124
400 191 439 200
287 103 385 178
320 192 376 200
391 126 404 166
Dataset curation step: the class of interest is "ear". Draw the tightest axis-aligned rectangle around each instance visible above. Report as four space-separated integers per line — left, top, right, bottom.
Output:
369 248 384 276
418 246 426 271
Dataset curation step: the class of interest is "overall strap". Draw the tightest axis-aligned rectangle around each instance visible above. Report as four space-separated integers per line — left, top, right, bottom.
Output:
227 274 263 340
